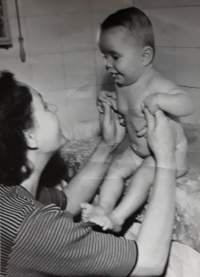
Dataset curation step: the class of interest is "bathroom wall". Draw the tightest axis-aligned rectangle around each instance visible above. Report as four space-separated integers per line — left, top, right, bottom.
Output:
0 0 199 139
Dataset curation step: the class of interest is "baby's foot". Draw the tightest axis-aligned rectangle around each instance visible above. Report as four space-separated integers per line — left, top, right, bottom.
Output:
91 213 122 232
81 203 106 222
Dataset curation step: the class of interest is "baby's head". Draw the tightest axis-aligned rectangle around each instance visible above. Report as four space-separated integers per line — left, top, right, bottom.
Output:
98 7 155 87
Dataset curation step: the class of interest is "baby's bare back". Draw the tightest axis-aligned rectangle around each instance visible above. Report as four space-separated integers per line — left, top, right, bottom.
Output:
116 68 185 158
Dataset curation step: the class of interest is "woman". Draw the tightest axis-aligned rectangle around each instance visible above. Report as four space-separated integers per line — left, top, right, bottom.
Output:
0 71 176 277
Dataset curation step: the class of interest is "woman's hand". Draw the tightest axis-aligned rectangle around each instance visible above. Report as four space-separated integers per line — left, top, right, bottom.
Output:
144 108 176 162
100 101 125 147
135 120 147 138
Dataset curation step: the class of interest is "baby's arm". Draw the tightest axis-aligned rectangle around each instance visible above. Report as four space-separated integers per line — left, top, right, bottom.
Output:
145 78 195 117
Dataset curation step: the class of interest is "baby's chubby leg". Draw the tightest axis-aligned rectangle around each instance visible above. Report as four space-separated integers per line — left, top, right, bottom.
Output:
90 155 155 232
109 155 156 228
81 147 142 224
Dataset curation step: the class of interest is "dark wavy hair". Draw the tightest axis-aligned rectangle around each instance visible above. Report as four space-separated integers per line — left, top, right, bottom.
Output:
101 7 155 59
0 71 33 186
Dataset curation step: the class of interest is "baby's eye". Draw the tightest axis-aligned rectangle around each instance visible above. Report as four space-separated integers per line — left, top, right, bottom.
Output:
113 55 120 60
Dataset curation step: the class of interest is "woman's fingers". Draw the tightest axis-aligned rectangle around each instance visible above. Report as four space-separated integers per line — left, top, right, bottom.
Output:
154 109 166 126
97 102 104 114
136 127 147 137
144 108 154 131
102 102 111 121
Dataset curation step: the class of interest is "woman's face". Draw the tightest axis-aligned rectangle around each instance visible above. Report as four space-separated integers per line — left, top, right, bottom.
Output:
30 88 66 153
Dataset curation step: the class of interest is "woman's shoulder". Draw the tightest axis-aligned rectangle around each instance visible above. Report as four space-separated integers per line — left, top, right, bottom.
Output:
0 184 41 224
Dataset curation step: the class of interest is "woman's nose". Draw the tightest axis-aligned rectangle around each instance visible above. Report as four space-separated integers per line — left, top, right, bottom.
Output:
47 103 58 113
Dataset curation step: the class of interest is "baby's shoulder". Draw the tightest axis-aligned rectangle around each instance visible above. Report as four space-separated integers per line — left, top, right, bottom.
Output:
149 71 178 94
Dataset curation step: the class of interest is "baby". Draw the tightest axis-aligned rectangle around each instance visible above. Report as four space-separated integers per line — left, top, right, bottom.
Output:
81 7 195 231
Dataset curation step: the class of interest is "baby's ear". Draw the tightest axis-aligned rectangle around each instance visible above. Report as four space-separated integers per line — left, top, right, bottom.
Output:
141 46 154 66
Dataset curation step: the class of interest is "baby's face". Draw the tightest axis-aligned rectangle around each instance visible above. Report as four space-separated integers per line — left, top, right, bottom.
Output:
98 26 144 87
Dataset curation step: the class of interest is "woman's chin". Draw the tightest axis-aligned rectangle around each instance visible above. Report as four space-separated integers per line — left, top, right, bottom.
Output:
60 133 67 148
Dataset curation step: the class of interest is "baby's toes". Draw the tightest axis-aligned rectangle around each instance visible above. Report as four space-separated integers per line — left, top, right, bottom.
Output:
81 203 93 214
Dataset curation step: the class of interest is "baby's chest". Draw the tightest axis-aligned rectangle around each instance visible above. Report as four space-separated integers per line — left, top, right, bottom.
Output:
116 86 149 118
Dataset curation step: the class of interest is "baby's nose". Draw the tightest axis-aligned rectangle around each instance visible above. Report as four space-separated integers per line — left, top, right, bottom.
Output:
104 59 112 70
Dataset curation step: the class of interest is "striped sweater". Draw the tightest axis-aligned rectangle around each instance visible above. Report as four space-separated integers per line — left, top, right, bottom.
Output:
0 184 137 277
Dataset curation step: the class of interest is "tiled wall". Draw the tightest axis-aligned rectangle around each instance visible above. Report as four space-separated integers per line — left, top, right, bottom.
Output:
0 0 200 139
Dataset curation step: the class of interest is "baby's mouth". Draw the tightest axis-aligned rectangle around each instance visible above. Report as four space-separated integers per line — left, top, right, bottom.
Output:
111 72 118 78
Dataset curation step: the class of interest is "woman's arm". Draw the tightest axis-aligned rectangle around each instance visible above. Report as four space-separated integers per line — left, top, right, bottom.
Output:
64 101 125 216
64 141 113 216
130 109 176 276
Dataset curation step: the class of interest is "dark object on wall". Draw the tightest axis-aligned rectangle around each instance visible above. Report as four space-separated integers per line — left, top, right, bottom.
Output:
15 0 25 62
0 0 12 49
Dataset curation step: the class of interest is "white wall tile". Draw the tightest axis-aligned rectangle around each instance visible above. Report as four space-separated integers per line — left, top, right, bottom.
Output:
154 47 176 82
173 6 200 47
26 16 62 55
65 87 99 139
64 51 96 89
91 0 133 13
173 0 200 7
7 0 25 18
95 50 114 86
0 17 28 58
92 12 113 49
96 84 115 95
144 8 176 47
31 54 65 91
133 0 174 9
176 48 200 88
66 86 98 122
180 87 200 124
22 0 59 16
58 0 92 14
60 14 94 52
0 56 32 85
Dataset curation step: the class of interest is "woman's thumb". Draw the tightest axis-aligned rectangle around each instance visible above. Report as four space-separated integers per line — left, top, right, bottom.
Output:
102 101 111 123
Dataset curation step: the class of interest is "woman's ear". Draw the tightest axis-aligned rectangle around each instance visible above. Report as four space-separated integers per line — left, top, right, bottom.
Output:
141 46 154 66
24 130 38 150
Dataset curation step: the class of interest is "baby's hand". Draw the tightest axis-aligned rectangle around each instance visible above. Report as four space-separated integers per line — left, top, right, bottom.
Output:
143 93 160 115
97 91 117 113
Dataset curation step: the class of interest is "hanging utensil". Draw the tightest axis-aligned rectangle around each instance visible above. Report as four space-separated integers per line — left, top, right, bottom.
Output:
15 0 26 62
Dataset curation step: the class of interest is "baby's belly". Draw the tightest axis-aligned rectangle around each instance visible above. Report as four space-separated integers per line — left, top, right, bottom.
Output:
127 126 151 158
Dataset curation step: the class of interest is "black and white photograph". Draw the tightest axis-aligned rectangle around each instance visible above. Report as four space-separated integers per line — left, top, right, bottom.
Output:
0 1 200 276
